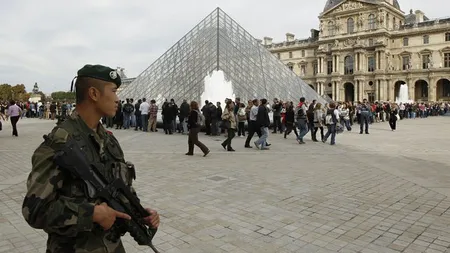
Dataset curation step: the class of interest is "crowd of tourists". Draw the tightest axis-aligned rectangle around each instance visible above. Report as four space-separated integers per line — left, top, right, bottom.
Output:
1 98 448 149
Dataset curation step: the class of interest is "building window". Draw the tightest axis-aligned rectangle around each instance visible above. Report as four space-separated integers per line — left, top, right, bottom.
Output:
403 38 409 46
347 18 355 33
327 60 333 74
302 50 305 57
313 62 318 75
368 38 374 46
300 65 306 76
445 33 450 42
344 55 354 75
423 35 429 44
368 14 376 30
328 21 335 36
402 56 410 70
368 93 375 103
368 56 375 72
422 54 430 69
289 52 293 58
444 53 450 68
277 53 280 59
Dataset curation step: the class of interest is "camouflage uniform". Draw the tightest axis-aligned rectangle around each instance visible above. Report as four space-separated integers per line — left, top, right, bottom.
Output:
22 111 137 253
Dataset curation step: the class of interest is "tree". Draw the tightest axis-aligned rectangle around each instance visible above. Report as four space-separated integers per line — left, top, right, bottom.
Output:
0 84 12 101
51 91 75 102
11 84 27 101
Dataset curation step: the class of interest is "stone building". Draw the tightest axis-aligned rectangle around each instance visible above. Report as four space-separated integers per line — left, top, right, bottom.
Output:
264 0 450 102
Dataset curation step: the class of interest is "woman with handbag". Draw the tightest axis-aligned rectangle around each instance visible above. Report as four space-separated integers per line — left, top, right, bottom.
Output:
312 103 325 142
221 101 237 152
389 103 399 132
186 101 210 156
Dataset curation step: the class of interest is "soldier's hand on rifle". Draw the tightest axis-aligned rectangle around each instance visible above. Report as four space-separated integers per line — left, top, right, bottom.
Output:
93 203 131 230
144 208 160 229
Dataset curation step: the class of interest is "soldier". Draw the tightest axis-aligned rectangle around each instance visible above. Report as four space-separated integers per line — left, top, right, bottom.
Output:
22 64 160 253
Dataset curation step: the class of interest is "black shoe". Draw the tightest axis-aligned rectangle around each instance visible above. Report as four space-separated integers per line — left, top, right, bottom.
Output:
221 143 226 150
360 132 363 134
365 132 369 134
203 150 210 157
227 148 235 152
266 143 271 147
245 145 253 148
185 153 193 156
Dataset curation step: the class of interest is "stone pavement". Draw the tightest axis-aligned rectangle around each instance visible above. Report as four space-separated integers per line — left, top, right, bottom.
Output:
0 117 449 253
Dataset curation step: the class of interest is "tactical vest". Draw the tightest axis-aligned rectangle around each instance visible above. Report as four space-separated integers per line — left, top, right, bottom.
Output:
45 118 135 203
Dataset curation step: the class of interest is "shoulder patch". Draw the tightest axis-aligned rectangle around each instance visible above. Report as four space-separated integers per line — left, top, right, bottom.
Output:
53 128 70 143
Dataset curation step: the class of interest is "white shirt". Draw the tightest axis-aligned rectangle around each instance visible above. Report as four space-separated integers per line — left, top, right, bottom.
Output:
139 102 150 115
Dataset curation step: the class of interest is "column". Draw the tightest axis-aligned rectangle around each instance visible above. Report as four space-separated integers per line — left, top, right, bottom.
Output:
336 82 341 101
319 57 323 73
356 53 360 71
333 55 337 72
375 80 379 101
429 78 436 101
354 81 359 103
336 55 340 74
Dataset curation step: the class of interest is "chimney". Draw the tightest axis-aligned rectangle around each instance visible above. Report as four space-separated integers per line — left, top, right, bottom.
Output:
286 33 295 42
311 29 319 39
263 37 273 46
415 10 424 23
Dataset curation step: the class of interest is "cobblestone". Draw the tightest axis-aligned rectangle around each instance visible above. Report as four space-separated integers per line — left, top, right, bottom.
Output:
0 117 450 252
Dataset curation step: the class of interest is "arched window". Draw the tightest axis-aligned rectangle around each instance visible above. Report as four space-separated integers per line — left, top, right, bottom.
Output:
328 21 335 36
347 18 355 33
344 56 354 75
368 14 376 30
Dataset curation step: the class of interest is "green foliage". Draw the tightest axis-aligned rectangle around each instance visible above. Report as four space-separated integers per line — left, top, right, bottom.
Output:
0 83 28 101
51 91 75 101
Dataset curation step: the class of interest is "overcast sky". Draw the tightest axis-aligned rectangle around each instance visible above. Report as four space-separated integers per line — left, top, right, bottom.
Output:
0 0 447 93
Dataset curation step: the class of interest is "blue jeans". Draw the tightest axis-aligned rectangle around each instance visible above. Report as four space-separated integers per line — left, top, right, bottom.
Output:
141 114 149 131
296 119 309 142
255 127 269 149
123 113 131 128
324 124 336 145
360 113 369 133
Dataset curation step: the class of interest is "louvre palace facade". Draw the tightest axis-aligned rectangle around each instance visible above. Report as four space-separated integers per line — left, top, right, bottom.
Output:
264 0 450 103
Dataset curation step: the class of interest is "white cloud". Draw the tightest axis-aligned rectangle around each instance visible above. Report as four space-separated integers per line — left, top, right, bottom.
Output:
0 0 448 94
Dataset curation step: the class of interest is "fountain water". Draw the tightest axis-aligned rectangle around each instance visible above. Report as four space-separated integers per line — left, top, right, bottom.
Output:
396 84 412 104
201 70 235 107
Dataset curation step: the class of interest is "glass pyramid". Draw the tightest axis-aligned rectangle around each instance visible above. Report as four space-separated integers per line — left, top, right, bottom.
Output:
118 8 326 105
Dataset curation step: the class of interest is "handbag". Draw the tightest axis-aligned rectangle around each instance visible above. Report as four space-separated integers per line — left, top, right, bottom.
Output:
395 114 400 120
220 120 230 129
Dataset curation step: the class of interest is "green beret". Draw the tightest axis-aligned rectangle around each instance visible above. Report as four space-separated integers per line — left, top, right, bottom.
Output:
71 64 122 92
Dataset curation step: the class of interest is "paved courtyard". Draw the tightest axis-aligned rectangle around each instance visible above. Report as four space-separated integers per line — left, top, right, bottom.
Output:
0 117 449 253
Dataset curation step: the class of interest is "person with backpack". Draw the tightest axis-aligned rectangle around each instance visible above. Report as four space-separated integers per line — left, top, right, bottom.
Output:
322 102 340 145
359 99 370 134
296 97 309 144
221 101 237 152
186 101 209 157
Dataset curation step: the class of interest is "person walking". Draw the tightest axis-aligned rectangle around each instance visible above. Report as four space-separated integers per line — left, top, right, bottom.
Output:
7 100 22 137
389 104 399 131
323 102 340 145
221 101 237 151
186 101 210 156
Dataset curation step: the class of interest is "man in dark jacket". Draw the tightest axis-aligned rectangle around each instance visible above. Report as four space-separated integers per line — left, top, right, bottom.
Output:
209 102 218 136
179 100 190 134
254 99 270 150
134 99 142 131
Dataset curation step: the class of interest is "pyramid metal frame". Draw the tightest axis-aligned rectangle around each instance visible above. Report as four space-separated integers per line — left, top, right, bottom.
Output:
118 8 326 105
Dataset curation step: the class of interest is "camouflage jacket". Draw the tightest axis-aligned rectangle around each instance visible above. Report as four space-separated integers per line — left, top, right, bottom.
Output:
22 111 137 253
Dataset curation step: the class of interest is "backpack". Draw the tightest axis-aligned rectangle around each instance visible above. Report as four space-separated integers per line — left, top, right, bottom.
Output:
325 109 337 125
238 108 246 121
296 104 306 119
123 104 133 113
196 110 205 127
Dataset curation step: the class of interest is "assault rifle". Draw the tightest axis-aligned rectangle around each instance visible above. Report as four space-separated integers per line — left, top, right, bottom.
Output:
54 137 160 253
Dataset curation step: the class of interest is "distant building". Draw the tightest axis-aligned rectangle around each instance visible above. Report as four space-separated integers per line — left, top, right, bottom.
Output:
264 0 450 102
116 67 136 95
